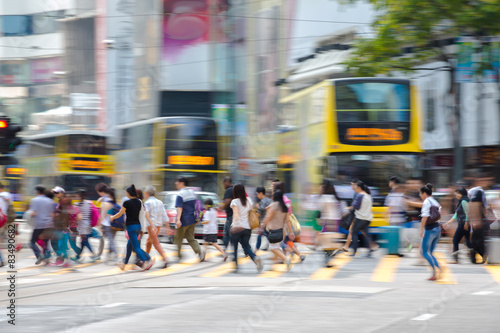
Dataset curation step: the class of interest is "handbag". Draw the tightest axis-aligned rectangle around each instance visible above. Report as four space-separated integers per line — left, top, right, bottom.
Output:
248 209 260 230
267 228 284 243
339 211 355 230
230 226 245 234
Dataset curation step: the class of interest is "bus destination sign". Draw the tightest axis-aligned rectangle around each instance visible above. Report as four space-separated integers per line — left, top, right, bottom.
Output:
168 156 215 166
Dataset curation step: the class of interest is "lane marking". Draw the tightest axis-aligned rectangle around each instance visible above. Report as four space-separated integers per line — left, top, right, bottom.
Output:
371 256 400 282
100 302 127 308
435 252 456 284
411 314 438 321
255 285 389 294
146 251 220 277
472 291 494 296
485 265 500 284
258 254 303 278
309 254 353 280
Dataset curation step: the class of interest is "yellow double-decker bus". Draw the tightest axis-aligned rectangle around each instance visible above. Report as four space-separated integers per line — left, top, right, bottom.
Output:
20 130 113 201
278 78 423 222
114 117 226 193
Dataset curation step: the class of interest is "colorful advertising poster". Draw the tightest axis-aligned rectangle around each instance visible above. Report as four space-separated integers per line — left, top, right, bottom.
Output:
1 60 30 85
161 0 229 91
31 57 62 83
456 37 477 83
211 104 230 136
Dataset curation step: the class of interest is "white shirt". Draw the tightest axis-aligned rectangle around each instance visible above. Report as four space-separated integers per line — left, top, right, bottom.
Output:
385 191 407 223
421 196 440 217
230 197 253 229
202 208 218 234
0 191 12 214
320 195 341 220
354 194 373 221
144 196 168 227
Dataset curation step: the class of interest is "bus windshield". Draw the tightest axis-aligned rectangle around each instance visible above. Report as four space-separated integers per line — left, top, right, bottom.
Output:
63 175 111 200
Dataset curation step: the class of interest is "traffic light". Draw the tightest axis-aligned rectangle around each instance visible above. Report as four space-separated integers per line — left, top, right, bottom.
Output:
0 117 22 154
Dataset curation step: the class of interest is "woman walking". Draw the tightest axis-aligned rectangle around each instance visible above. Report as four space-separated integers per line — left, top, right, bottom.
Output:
230 184 263 272
111 185 154 271
58 196 82 266
419 183 442 281
72 190 98 262
443 187 472 264
347 180 376 257
261 190 295 271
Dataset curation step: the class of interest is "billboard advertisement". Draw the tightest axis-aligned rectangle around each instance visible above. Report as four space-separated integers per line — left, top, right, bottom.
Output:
31 57 63 83
161 0 229 91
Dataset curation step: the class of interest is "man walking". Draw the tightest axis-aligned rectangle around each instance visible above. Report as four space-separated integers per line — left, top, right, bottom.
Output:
174 177 204 261
144 185 170 268
29 185 56 264
222 177 234 249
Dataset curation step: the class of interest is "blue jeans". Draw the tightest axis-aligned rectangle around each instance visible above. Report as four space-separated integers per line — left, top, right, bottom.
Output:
223 216 233 248
124 224 150 264
231 229 256 268
256 230 269 250
421 227 441 272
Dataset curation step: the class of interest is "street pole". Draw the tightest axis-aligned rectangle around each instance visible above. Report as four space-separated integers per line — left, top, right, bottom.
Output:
453 66 464 183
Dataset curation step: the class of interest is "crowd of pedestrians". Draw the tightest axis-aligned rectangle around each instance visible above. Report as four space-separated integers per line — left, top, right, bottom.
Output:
1 172 498 279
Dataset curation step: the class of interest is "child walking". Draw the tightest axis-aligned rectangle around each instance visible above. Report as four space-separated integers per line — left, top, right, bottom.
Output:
202 199 227 261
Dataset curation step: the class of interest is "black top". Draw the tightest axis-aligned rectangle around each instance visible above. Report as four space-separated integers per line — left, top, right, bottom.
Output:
223 186 234 219
123 198 142 226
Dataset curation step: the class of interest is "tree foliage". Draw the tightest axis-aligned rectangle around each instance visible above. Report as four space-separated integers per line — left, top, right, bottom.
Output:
343 0 500 76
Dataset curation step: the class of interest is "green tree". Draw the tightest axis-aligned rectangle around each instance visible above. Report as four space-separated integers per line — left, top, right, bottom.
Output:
343 0 500 181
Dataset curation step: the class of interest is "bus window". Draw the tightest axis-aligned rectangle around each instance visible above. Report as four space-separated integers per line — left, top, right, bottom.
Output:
63 175 110 200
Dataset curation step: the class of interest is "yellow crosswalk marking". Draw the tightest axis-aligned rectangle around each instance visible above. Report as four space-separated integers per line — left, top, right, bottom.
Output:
200 251 265 278
146 251 220 277
371 256 400 282
485 265 500 284
309 254 352 280
435 252 456 284
258 255 303 278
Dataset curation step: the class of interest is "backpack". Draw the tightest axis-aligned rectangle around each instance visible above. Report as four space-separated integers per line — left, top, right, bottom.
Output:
110 203 125 231
194 199 204 224
290 214 301 236
89 202 100 227
426 202 441 225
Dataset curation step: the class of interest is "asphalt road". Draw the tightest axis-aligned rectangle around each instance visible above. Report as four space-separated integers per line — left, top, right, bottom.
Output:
1 224 500 333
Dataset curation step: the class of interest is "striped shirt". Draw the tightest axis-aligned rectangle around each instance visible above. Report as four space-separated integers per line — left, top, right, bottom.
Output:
145 196 168 227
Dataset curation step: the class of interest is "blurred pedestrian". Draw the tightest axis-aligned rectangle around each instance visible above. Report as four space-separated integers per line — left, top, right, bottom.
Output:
261 190 294 271
255 186 271 251
73 190 98 262
57 196 82 267
273 181 305 262
469 185 488 264
29 185 56 265
144 185 170 268
230 184 263 272
96 183 117 261
319 180 342 233
201 198 227 261
111 184 155 271
174 177 205 262
385 177 406 225
419 183 442 281
443 187 472 264
222 177 234 249
347 180 376 257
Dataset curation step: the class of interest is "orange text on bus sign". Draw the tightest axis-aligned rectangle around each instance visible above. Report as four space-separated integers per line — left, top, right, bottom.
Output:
71 160 104 170
168 156 215 166
345 128 403 141
6 167 25 175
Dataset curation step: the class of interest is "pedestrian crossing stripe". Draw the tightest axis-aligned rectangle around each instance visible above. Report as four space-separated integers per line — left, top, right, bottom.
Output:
199 251 267 278
434 252 456 284
309 255 353 280
39 262 100 276
146 251 221 277
485 265 500 284
258 254 304 279
371 256 401 282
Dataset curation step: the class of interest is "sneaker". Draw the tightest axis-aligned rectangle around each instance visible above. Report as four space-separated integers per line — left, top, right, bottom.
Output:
141 258 156 271
162 261 169 269
70 256 80 262
59 260 72 268
35 255 45 265
117 261 125 271
481 255 488 264
300 255 306 262
90 256 100 262
199 248 206 262
285 257 292 272
223 253 228 262
54 257 65 266
254 256 263 273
